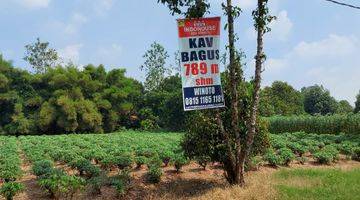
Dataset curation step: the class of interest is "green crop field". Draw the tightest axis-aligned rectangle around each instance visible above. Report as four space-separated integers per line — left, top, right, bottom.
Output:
0 131 359 200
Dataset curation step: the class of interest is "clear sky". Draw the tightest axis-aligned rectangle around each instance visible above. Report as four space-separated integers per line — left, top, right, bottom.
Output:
0 0 359 104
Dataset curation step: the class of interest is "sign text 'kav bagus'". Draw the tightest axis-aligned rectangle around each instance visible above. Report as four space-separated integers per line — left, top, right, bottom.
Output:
177 17 225 111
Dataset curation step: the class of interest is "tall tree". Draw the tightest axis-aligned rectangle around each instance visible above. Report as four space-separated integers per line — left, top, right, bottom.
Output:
239 0 275 185
355 91 360 113
24 38 59 74
301 85 338 115
140 42 171 91
260 81 304 116
158 0 274 186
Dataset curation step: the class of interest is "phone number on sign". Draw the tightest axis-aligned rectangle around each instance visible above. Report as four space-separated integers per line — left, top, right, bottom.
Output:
185 95 223 106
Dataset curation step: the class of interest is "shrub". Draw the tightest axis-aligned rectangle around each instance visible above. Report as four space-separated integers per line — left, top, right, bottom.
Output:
338 142 355 159
38 171 85 199
87 173 108 195
114 153 133 170
264 149 282 167
352 147 360 161
159 151 174 166
32 160 54 177
147 154 162 168
140 119 159 131
323 145 340 161
146 165 162 183
0 164 23 182
271 137 287 149
70 159 100 178
173 155 188 172
135 156 147 169
313 146 339 165
0 182 24 200
288 142 308 156
278 148 295 166
110 170 131 197
314 151 333 164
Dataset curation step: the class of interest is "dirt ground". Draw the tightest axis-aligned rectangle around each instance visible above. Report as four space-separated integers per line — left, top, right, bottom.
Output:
2 158 360 200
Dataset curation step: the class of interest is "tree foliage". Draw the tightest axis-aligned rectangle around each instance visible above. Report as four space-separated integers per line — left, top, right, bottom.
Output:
158 0 210 18
355 91 360 114
140 42 171 91
24 38 59 73
260 81 304 116
0 55 143 135
337 100 353 114
302 85 338 115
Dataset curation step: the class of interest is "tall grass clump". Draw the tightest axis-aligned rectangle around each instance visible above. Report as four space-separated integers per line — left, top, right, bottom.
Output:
266 114 360 135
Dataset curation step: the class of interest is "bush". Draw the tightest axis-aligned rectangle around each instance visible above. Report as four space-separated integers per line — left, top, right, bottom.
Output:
278 148 295 166
323 145 340 161
99 156 116 170
338 142 355 159
314 151 333 164
264 149 282 167
173 155 188 172
140 119 159 131
70 159 100 178
352 147 360 161
147 154 162 168
159 151 174 167
87 173 108 195
288 142 308 156
135 156 147 169
32 160 54 177
114 153 133 170
146 165 162 183
38 171 85 199
110 170 131 197
313 146 339 165
0 182 24 200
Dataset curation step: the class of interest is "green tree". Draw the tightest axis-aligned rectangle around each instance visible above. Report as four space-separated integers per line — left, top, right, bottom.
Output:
158 0 274 186
355 91 360 113
140 42 171 91
4 104 32 136
337 100 353 114
302 85 338 115
158 0 210 18
260 81 304 116
24 38 59 73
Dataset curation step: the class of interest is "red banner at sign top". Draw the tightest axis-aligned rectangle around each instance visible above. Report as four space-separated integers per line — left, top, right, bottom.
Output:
178 17 220 38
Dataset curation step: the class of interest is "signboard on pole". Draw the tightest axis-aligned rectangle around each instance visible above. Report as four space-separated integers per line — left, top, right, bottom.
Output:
177 17 225 111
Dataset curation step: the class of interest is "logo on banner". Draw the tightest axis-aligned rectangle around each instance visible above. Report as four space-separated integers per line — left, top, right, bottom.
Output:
177 17 225 111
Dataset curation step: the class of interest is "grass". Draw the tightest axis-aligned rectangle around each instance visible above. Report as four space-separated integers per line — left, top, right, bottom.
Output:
275 168 360 200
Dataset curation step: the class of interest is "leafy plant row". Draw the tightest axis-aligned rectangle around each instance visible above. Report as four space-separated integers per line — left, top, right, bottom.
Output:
0 137 24 200
266 114 360 135
263 132 360 167
18 131 187 198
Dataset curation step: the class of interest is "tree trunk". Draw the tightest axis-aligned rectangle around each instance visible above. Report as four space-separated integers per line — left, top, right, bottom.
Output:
239 0 265 185
225 0 244 185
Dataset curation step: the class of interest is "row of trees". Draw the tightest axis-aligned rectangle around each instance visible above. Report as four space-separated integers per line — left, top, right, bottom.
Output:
260 81 358 116
1 39 360 136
